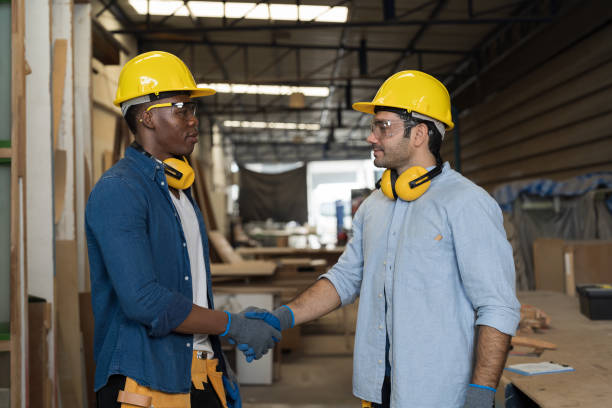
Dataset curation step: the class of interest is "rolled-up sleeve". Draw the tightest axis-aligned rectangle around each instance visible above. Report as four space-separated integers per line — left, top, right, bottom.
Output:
86 176 192 337
319 203 365 306
450 194 520 335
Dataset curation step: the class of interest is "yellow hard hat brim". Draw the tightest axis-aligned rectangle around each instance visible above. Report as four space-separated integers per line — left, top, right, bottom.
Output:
352 102 376 115
113 87 216 107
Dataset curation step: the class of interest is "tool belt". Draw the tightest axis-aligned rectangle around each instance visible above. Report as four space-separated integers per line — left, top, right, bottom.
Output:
361 401 372 408
117 351 227 408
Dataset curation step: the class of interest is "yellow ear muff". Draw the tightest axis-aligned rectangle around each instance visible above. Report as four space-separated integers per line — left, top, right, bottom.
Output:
395 166 430 201
163 157 195 190
380 169 396 199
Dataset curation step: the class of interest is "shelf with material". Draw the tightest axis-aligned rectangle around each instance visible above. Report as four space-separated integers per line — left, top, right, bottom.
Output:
0 140 10 159
0 323 9 352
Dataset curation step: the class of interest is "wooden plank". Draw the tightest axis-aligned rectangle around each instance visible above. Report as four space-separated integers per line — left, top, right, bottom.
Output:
10 0 26 405
454 0 612 128
0 147 10 158
53 149 67 224
210 261 277 277
51 39 67 150
505 291 612 407
191 158 218 231
0 340 9 352
467 136 612 186
55 240 84 408
461 83 612 163
208 230 243 264
78 292 95 408
460 110 612 174
456 21 612 136
28 301 51 408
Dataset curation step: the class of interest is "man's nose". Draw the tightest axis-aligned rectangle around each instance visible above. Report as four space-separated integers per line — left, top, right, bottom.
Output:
366 131 378 144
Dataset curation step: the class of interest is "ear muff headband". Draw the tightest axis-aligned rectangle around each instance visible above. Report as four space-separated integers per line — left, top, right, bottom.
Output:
380 165 442 201
130 142 195 190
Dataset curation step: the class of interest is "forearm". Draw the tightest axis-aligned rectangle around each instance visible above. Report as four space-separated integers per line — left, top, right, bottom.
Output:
471 325 511 388
287 278 341 325
174 305 228 335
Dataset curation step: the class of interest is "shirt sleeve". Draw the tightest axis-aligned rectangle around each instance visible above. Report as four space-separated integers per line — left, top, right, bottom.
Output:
86 175 192 337
450 193 521 336
319 200 366 306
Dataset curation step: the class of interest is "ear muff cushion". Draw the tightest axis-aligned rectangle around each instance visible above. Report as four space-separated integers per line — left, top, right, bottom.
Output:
380 169 395 199
163 157 195 190
395 166 430 201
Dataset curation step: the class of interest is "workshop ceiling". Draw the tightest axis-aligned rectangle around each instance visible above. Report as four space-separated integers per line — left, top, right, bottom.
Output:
97 0 562 163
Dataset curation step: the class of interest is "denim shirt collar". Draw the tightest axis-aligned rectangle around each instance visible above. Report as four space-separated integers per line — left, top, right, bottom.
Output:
125 145 163 182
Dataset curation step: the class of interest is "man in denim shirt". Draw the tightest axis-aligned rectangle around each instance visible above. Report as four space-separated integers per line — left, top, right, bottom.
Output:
260 71 521 407
86 51 280 408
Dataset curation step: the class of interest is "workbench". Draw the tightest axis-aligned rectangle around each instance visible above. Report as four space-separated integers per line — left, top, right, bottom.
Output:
498 291 612 407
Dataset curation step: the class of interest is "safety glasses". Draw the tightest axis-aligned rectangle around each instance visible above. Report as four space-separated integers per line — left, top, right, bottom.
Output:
370 118 414 139
146 101 198 120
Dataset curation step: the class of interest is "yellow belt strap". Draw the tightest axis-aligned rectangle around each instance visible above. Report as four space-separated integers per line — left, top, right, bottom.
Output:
362 401 373 408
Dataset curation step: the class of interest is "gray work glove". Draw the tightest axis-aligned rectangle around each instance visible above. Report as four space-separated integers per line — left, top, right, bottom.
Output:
271 305 294 331
220 308 281 362
463 384 495 408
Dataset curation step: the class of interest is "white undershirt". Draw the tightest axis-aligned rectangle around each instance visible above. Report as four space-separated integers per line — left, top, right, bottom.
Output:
170 190 214 355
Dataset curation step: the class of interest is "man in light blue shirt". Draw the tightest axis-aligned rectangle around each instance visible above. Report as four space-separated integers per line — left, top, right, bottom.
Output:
251 70 521 407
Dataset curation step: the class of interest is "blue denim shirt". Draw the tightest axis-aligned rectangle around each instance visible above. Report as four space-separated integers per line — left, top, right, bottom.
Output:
321 162 520 407
86 146 220 393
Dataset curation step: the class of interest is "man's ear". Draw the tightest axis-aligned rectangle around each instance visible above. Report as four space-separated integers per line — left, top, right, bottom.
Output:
411 123 429 147
140 110 155 130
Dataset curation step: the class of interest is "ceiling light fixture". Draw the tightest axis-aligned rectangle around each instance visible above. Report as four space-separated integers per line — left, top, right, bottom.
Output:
199 83 330 97
128 1 348 22
223 120 321 131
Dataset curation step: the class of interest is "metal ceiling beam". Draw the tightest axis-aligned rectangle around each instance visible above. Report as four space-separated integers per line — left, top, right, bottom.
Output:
141 38 470 55
96 0 135 28
112 16 557 34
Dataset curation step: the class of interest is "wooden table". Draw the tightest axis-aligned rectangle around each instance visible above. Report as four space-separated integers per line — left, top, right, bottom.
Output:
498 291 612 407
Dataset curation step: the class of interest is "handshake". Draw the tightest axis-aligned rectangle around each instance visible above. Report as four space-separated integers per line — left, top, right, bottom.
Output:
219 305 295 362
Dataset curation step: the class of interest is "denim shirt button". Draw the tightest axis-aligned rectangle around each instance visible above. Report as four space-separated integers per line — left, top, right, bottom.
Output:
186 342 191 348
183 242 187 247
160 181 165 186
184 276 189 281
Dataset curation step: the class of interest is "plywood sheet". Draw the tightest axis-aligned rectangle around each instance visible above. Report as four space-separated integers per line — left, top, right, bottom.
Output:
55 240 84 408
79 292 95 408
52 39 67 150
53 149 67 224
565 240 612 285
533 239 565 293
208 230 243 264
210 261 276 277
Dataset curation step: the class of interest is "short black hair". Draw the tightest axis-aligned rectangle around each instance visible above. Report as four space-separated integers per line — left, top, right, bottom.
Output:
125 104 144 135
123 91 192 135
374 105 443 165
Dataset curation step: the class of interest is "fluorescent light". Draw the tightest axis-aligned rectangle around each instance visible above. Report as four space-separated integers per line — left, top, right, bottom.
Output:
198 83 330 97
223 120 321 131
128 1 348 22
186 1 224 17
128 0 189 16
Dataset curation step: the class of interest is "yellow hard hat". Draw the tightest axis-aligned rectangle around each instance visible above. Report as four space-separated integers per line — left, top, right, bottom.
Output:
352 70 454 130
114 51 215 107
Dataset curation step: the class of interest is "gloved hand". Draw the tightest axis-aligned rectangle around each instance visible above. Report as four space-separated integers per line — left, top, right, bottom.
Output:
219 309 281 361
270 305 294 331
244 305 294 330
463 384 495 408
222 375 242 408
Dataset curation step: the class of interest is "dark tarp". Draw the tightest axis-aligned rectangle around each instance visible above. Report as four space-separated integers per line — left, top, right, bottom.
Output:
238 165 307 223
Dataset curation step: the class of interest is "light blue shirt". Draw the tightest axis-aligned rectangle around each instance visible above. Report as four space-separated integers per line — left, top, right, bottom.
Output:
320 162 520 407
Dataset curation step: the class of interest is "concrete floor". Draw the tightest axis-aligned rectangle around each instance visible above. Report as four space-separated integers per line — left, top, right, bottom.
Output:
241 352 358 408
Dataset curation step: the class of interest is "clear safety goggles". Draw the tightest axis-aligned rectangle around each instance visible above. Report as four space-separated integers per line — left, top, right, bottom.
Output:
146 101 197 120
369 118 416 139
